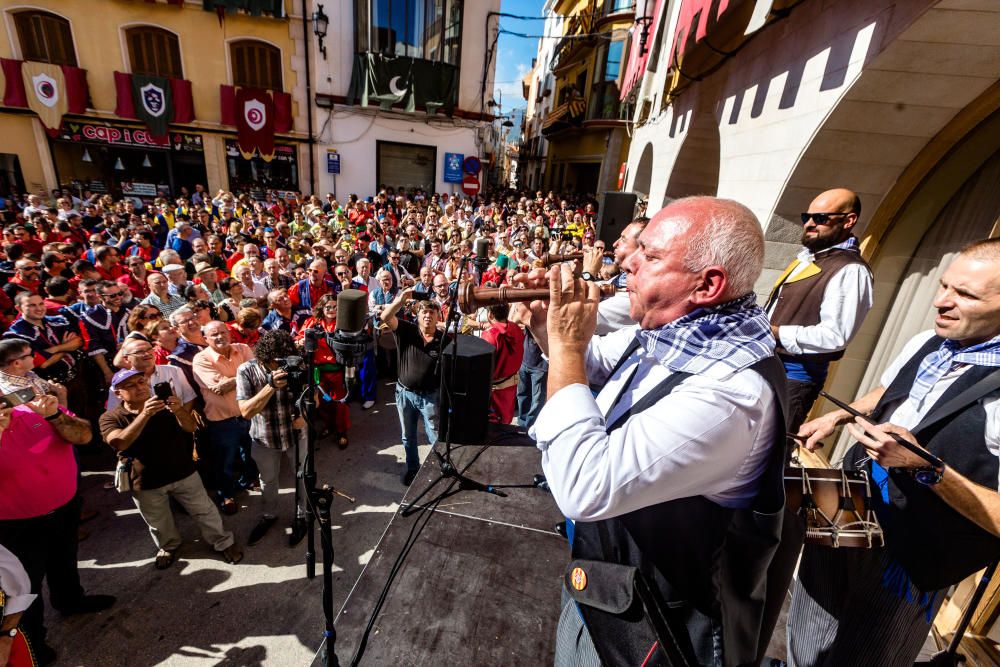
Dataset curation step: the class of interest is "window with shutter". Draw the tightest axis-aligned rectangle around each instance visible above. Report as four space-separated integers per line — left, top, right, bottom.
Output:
126 27 183 79
229 40 283 91
12 10 77 66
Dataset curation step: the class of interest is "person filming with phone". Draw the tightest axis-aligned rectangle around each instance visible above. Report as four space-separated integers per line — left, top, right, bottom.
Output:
100 369 242 570
0 371 112 666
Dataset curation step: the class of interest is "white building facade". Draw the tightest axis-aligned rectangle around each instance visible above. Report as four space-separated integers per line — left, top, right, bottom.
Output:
307 0 500 198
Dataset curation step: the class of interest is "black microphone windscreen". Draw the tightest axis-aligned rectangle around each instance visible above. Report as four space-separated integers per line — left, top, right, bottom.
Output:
336 289 368 332
474 238 490 257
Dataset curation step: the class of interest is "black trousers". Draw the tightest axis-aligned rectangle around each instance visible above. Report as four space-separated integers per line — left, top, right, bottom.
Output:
0 495 85 646
786 377 824 435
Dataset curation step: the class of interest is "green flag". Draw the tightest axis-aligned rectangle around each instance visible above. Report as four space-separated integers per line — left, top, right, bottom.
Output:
348 53 415 112
131 74 173 138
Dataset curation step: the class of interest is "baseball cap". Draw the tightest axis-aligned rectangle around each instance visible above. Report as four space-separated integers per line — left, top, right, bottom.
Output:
110 368 144 389
161 263 185 273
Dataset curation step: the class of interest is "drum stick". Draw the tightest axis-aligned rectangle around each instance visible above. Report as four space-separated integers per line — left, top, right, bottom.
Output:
818 391 944 468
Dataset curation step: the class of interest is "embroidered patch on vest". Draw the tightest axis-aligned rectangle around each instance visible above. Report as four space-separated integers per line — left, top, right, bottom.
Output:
570 566 587 591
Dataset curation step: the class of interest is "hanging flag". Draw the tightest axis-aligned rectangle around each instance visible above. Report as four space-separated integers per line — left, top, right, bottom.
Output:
170 78 194 123
1 59 27 108
273 91 291 133
61 66 89 114
219 84 236 125
21 61 68 135
114 71 137 118
234 87 275 161
131 74 173 139
347 53 415 112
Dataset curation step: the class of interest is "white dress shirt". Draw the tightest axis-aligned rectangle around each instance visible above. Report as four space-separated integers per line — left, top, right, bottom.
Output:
531 325 778 521
873 330 1000 488
769 247 873 355
0 543 35 615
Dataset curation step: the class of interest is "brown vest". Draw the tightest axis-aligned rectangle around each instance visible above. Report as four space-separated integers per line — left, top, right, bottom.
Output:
767 247 870 363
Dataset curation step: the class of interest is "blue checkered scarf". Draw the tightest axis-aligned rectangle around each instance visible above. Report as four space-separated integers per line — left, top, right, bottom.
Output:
910 333 1000 404
634 293 775 380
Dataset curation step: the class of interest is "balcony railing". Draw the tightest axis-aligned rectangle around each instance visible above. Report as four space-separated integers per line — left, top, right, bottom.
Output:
550 12 595 71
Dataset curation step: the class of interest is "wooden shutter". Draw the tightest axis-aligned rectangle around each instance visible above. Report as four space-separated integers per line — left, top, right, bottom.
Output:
230 40 282 91
126 27 183 79
13 11 77 66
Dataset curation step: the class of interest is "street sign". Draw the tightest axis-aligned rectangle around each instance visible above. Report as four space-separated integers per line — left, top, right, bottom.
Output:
461 173 480 195
463 156 481 175
326 150 341 174
444 152 464 183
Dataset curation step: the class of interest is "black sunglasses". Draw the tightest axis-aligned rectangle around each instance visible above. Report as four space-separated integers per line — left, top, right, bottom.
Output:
800 212 851 225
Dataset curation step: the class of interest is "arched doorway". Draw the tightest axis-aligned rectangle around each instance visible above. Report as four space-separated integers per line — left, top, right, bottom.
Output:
825 109 1000 458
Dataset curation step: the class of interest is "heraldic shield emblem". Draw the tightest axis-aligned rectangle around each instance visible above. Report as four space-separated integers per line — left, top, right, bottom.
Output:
244 98 267 132
140 82 167 118
32 73 59 108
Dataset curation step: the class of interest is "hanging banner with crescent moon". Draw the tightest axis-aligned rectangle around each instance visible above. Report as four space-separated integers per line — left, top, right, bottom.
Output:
21 61 69 135
347 53 458 115
234 86 275 160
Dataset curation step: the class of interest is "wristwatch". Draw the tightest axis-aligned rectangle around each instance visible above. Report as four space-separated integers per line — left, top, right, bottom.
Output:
580 271 595 281
912 465 945 486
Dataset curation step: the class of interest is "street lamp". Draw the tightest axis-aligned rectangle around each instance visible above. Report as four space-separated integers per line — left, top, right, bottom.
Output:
313 4 329 59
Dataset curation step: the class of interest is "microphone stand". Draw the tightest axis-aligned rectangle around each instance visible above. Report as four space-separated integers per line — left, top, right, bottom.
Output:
401 255 508 517
297 328 356 667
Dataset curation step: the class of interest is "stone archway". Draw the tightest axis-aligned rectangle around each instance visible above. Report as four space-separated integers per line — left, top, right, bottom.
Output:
630 142 654 198
663 109 721 205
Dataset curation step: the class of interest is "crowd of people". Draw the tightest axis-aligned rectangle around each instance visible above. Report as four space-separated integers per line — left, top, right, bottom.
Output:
3 180 998 667
0 184 610 665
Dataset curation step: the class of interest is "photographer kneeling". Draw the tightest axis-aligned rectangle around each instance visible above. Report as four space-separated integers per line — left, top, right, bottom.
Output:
236 330 308 547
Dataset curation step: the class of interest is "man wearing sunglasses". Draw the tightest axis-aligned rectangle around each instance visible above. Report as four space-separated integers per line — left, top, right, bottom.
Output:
764 188 874 432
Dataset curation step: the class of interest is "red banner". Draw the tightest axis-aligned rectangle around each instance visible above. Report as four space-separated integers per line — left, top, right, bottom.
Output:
219 84 236 126
114 71 136 118
171 77 193 123
62 65 88 114
1 58 27 107
234 87 275 161
273 91 291 133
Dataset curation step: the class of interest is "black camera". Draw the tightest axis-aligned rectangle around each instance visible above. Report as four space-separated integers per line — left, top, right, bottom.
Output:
269 355 308 393
410 291 431 302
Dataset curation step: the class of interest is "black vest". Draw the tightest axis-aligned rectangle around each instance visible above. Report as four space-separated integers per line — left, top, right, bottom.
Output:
847 335 1000 591
568 348 801 667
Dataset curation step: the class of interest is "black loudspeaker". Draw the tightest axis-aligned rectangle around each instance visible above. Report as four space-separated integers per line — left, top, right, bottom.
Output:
439 335 495 445
597 191 638 247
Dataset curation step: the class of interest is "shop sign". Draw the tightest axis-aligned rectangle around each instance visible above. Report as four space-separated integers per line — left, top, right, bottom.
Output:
122 182 158 197
326 150 341 174
56 121 203 152
443 152 463 183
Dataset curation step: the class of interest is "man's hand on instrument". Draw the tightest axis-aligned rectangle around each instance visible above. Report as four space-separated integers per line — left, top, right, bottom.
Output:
511 266 549 330
846 419 929 469
797 412 841 451
547 263 599 354
582 247 603 275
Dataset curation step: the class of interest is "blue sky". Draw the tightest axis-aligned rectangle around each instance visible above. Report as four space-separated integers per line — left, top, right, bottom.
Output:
493 0 547 113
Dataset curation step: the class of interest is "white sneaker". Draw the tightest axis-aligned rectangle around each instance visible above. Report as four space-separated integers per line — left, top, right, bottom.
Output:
362 400 375 410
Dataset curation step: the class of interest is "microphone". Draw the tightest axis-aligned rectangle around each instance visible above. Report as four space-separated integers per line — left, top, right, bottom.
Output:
473 238 491 278
328 289 371 382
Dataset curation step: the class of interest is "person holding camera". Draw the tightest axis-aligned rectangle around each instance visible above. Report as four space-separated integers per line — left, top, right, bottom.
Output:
100 369 242 569
236 330 309 547
380 288 448 486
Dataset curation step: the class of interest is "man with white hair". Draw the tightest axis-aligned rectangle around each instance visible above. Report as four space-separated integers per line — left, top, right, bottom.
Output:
522 197 793 666
162 264 191 297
